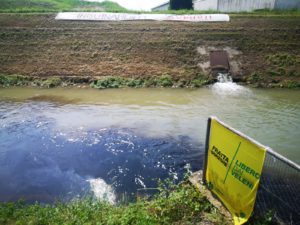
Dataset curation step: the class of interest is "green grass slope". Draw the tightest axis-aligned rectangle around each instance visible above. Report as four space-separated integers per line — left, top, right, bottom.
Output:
0 181 276 225
0 182 278 225
0 0 127 13
0 182 230 225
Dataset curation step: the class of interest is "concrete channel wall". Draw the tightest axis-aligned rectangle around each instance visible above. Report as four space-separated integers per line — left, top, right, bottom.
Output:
218 0 276 12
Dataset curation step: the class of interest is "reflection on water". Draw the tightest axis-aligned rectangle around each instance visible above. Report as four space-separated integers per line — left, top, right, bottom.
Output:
0 102 202 203
0 86 299 203
28 95 79 105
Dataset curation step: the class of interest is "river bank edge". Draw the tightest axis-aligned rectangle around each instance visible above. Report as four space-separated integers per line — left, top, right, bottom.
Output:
0 178 275 225
1 74 299 89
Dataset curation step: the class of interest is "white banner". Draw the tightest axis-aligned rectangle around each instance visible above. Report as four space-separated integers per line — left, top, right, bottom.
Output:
55 12 230 22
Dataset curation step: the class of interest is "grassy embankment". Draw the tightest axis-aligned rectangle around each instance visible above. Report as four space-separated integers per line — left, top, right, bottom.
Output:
0 0 126 13
0 180 275 225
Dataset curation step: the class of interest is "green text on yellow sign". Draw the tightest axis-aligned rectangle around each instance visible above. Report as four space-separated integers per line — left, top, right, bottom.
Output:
205 117 266 225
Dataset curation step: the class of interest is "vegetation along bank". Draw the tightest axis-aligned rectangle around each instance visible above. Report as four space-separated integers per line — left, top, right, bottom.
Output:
0 180 277 225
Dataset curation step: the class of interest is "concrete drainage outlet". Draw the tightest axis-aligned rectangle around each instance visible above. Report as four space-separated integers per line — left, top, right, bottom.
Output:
210 50 230 77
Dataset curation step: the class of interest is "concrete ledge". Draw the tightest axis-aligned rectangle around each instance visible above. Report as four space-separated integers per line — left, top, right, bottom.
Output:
189 171 233 222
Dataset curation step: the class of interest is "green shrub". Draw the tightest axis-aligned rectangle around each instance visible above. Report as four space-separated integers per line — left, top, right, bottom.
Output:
285 81 300 89
41 77 62 88
176 79 189 88
91 76 124 89
144 78 158 87
126 78 144 87
156 75 173 87
191 78 206 88
0 74 28 86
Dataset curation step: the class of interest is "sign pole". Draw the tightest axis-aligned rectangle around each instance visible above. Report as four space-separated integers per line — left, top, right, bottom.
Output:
202 117 211 184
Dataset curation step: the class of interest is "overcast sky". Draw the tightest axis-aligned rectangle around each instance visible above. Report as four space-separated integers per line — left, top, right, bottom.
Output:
90 0 168 11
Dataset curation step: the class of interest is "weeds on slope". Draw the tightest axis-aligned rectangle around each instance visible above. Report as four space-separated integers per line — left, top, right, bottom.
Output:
0 181 229 225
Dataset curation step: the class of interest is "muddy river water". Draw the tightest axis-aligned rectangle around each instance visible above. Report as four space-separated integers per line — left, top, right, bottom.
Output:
0 83 299 203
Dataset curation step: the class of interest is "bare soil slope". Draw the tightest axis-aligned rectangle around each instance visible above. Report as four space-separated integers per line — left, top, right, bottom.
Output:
0 14 299 87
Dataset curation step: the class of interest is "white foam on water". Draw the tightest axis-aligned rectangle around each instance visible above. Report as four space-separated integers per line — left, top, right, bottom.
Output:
216 73 233 83
135 177 146 188
87 178 116 204
211 73 252 97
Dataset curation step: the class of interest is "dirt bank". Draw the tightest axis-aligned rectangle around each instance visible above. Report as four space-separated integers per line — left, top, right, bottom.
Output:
0 13 299 88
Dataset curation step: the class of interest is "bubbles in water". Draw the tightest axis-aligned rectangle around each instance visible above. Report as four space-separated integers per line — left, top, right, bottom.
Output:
216 73 233 83
87 178 116 204
135 176 146 189
0 102 203 204
211 73 252 97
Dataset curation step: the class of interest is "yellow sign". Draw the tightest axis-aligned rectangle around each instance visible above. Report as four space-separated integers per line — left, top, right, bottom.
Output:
205 117 266 225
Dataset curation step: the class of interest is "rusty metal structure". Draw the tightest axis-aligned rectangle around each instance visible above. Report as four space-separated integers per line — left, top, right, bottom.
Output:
209 50 230 75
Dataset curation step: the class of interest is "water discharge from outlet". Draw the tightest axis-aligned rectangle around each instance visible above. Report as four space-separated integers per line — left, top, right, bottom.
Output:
212 73 251 96
216 73 233 83
209 50 250 96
